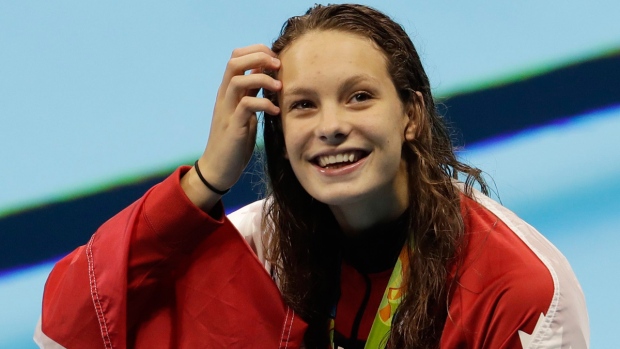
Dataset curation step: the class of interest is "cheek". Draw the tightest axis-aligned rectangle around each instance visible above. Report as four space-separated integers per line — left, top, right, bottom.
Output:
370 121 406 148
281 118 312 158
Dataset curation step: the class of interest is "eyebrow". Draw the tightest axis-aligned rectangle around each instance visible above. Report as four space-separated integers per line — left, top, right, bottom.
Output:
281 74 379 101
337 74 378 96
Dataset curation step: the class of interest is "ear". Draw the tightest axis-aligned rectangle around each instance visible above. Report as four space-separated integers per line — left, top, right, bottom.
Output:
404 91 425 142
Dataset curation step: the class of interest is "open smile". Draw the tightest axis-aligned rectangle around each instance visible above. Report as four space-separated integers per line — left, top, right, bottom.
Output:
312 150 369 169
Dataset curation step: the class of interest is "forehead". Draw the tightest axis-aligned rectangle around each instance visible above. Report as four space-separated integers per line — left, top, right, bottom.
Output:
277 30 390 86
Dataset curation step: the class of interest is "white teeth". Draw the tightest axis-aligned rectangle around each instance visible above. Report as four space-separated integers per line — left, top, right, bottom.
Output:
317 152 360 167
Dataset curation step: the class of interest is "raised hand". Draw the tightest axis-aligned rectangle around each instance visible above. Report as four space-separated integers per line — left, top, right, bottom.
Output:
181 44 282 211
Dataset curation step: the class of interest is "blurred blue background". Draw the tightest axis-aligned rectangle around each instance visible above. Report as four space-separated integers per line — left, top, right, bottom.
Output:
1 1 618 347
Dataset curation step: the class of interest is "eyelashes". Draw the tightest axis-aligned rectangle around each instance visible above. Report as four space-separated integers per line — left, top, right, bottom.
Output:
290 100 315 110
287 91 374 111
350 92 372 103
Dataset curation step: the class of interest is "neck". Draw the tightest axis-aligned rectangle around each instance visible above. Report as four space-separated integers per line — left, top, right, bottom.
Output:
330 200 407 235
329 171 410 235
338 209 410 273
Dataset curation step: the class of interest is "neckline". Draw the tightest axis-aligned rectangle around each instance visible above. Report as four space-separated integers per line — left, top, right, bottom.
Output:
338 211 409 274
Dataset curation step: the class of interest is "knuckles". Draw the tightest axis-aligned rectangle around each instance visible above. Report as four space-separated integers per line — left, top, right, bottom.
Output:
238 96 254 108
228 75 243 87
230 47 245 58
227 51 274 73
228 74 272 91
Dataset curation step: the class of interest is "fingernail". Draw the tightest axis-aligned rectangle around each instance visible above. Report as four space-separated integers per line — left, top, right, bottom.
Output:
271 57 280 66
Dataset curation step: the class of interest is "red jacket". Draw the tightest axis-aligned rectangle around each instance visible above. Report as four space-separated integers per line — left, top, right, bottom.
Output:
35 167 589 348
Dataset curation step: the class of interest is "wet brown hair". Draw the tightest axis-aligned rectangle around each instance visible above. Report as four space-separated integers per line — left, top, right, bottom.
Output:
262 4 488 348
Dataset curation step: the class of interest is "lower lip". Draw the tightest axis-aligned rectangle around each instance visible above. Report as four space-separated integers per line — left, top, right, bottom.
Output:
314 155 368 177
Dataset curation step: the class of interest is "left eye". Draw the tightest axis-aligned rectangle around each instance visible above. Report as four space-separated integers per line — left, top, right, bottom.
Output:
350 92 371 103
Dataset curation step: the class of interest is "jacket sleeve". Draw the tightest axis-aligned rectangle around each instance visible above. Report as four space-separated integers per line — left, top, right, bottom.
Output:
35 167 307 349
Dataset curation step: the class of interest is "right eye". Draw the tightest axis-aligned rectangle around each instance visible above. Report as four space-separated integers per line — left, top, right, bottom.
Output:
290 100 315 110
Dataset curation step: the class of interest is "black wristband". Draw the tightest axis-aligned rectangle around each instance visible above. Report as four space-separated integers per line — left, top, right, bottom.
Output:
193 160 231 195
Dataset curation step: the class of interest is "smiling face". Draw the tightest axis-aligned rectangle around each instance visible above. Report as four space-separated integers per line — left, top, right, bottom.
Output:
278 30 416 231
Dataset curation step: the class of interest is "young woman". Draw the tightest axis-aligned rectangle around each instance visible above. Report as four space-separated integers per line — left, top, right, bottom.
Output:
36 4 589 349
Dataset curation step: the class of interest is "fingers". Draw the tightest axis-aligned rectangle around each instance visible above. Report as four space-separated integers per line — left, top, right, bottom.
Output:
227 73 281 100
216 45 282 120
234 95 280 121
246 68 265 98
230 44 277 59
221 50 281 88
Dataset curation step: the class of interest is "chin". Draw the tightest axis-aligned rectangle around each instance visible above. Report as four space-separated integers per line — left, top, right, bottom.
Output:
306 187 369 207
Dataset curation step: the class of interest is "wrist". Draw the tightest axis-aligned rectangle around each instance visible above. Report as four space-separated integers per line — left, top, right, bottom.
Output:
194 160 231 195
180 167 223 213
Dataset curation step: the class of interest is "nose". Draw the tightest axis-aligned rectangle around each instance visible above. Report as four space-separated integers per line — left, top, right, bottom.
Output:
316 107 350 144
